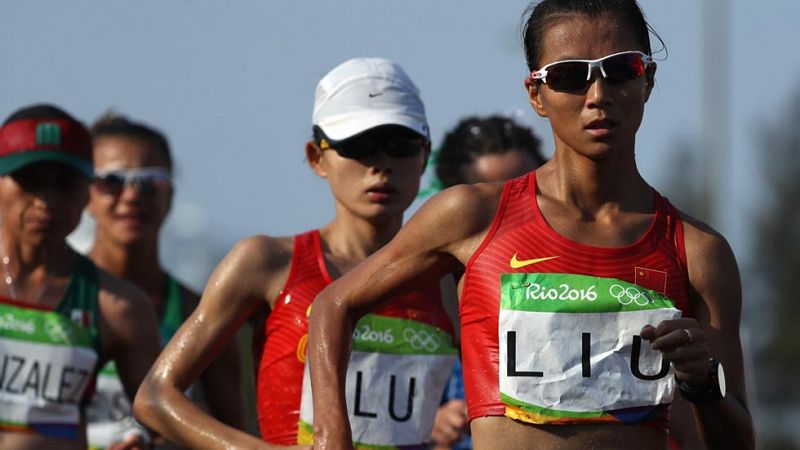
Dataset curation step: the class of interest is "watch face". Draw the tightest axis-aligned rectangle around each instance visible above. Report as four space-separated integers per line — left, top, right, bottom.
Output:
718 361 726 398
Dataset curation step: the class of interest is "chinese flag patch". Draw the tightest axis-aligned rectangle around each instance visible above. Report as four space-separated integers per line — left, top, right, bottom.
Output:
634 267 667 294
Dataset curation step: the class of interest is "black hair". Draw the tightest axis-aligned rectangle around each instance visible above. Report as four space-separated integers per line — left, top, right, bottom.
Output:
91 111 173 170
521 0 663 71
3 103 84 126
435 115 545 188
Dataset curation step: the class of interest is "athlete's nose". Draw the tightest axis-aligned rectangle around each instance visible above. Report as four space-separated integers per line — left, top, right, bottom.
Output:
586 74 612 109
362 152 394 174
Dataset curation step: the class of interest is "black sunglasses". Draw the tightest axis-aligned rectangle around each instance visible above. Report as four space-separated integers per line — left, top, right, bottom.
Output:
316 127 427 160
10 163 87 193
530 51 653 92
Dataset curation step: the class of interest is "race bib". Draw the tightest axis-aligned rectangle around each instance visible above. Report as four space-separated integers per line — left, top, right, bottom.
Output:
86 362 139 449
87 362 196 449
298 314 457 448
0 302 98 438
498 273 681 424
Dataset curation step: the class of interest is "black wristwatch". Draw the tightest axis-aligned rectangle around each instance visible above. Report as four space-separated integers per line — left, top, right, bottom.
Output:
677 358 726 404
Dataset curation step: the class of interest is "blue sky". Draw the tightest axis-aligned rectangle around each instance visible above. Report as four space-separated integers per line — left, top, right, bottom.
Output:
3 0 799 277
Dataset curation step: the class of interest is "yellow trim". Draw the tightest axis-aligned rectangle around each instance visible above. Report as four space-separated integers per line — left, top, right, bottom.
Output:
504 405 618 425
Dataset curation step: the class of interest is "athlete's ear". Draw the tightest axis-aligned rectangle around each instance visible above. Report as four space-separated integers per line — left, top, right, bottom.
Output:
644 63 657 103
305 140 328 178
525 77 547 118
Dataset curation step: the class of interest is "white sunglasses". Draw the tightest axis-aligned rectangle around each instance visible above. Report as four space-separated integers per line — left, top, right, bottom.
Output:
530 50 653 91
93 167 171 196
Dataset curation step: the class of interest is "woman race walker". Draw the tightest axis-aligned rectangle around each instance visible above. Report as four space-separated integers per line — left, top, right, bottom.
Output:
85 113 243 449
430 115 546 450
134 57 457 449
0 105 161 450
307 2 754 449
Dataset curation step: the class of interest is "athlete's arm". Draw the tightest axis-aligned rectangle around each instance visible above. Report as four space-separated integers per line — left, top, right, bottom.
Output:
181 287 245 429
134 236 304 450
96 271 162 449
642 217 754 449
98 271 162 415
308 184 500 450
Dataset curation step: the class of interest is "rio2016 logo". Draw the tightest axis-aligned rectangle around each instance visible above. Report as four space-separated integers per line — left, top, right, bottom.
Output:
352 323 442 353
519 282 598 302
0 313 36 334
353 324 394 345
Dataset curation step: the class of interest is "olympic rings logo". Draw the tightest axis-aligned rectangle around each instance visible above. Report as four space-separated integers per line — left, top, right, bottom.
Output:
403 328 441 353
609 284 654 306
45 318 74 343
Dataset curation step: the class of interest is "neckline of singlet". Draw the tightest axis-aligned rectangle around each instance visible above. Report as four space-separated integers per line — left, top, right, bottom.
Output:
310 230 335 284
0 253 88 312
159 273 183 342
525 171 664 255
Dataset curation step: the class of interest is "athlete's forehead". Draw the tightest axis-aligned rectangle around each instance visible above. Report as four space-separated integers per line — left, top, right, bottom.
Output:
537 13 641 65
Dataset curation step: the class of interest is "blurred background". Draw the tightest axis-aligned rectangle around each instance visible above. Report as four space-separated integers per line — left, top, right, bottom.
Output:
3 1 798 447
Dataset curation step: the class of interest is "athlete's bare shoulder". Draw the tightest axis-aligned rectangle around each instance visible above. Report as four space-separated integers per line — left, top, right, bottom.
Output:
421 182 503 233
413 182 505 263
676 210 737 268
95 267 160 367
440 181 504 209
674 210 741 312
214 234 295 307
96 268 154 327
226 234 294 274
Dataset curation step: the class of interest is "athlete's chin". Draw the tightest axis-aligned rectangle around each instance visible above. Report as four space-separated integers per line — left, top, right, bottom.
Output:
109 228 156 247
577 141 626 161
581 132 636 156
24 229 70 248
360 204 406 224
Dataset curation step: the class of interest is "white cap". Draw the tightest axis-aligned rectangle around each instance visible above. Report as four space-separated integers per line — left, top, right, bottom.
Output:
312 57 429 141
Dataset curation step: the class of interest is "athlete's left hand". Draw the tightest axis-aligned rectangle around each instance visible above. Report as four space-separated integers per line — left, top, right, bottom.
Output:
641 318 710 385
431 399 469 447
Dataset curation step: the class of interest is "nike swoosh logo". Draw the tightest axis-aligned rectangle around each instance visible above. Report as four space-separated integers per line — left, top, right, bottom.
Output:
368 92 383 98
509 254 560 269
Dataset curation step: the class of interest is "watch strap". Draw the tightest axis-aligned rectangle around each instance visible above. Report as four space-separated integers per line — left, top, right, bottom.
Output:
677 358 724 404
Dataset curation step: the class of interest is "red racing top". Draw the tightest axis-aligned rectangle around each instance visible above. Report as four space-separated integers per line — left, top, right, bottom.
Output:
460 171 691 430
253 230 454 445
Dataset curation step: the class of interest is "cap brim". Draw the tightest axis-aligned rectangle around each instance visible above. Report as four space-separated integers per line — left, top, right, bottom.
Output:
317 112 429 142
0 150 93 178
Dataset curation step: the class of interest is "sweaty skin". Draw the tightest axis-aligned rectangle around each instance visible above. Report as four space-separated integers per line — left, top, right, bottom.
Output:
308 13 753 450
134 134 430 450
